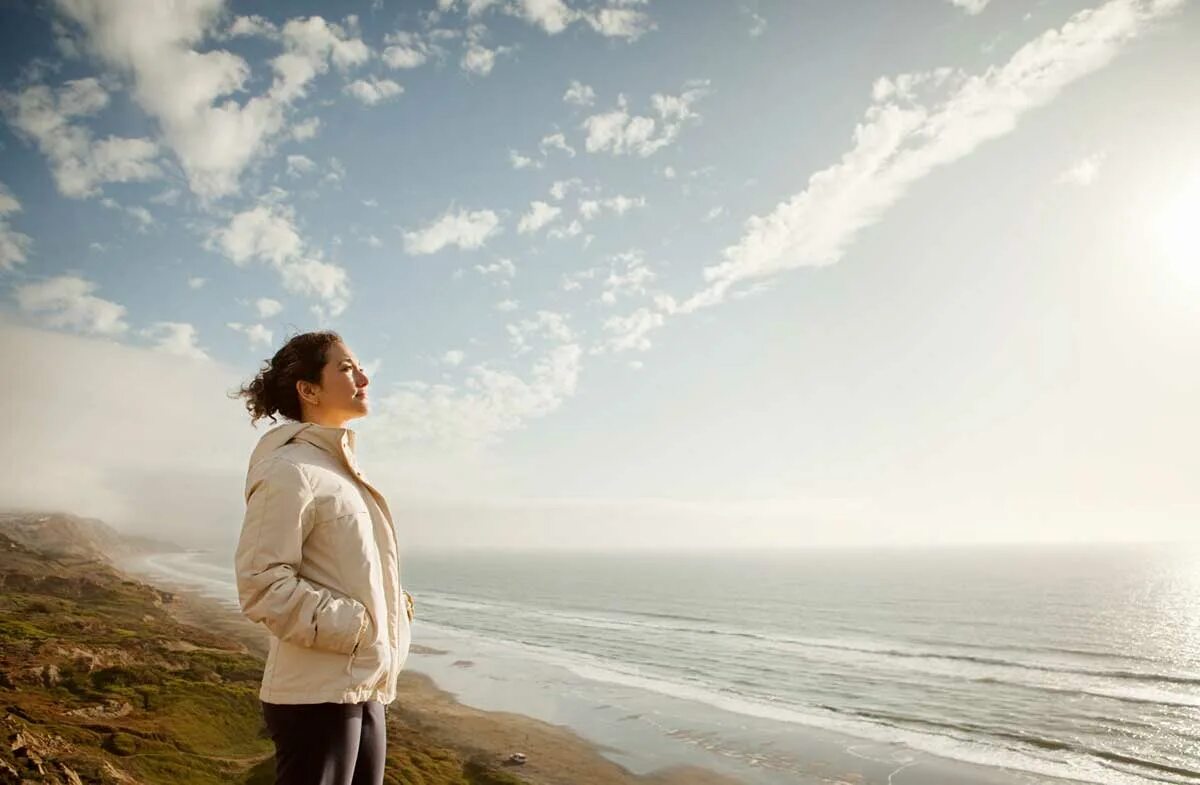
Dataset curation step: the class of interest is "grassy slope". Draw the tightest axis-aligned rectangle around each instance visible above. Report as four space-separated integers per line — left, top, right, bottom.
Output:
0 534 522 785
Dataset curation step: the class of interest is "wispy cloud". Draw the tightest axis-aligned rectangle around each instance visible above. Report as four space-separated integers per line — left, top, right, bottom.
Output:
344 76 404 105
517 200 562 234
582 81 709 157
403 206 501 254
139 321 209 359
680 0 1181 314
49 2 369 199
13 275 129 335
0 181 32 271
209 203 351 317
947 0 992 15
0 78 161 198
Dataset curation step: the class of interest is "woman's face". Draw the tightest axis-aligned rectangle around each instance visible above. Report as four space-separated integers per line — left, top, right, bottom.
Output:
300 341 370 425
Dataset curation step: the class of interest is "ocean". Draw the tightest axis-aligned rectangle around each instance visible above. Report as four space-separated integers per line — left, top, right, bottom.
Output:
129 542 1200 785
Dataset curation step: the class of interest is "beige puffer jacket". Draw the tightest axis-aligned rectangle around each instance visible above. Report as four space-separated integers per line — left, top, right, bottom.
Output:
234 421 410 705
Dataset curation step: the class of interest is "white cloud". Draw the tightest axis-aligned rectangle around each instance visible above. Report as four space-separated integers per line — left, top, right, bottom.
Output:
228 14 278 37
495 298 519 312
439 0 651 41
49 2 368 199
1056 152 1106 186
226 320 274 348
506 310 574 356
373 342 582 449
518 200 562 234
13 275 129 335
563 80 596 107
344 76 404 105
382 29 442 68
255 297 283 318
546 218 583 240
276 15 371 80
475 257 517 279
549 178 584 200
212 204 303 266
560 265 599 292
187 276 207 289
600 249 656 305
460 24 513 76
683 0 1181 312
209 203 350 316
579 194 646 221
539 132 576 158
0 181 32 271
139 321 209 360
438 0 504 16
948 0 992 14
0 78 161 198
510 0 576 33
602 306 665 352
582 82 709 157
149 188 181 205
125 205 154 229
286 153 316 177
704 205 726 222
404 207 501 254
442 349 465 366
384 43 427 69
324 156 347 185
461 43 497 75
509 149 542 170
278 257 352 320
582 5 655 40
292 116 321 141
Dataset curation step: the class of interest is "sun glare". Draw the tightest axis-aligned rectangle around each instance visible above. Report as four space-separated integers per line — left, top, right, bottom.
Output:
1155 175 1200 276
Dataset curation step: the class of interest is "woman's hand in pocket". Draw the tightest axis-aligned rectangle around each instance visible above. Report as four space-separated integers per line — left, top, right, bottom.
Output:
403 590 415 622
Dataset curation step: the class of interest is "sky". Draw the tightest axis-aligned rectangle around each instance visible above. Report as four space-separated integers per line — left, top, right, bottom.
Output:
0 0 1197 553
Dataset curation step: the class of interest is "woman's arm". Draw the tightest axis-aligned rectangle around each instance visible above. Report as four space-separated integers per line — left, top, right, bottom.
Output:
234 457 369 655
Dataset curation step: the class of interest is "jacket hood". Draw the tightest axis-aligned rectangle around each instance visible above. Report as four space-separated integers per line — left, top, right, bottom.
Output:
248 421 356 471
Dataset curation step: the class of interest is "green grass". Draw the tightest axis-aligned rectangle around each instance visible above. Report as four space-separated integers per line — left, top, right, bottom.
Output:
0 537 529 785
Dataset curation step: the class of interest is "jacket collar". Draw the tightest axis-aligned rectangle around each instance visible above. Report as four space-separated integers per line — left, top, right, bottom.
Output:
249 420 357 471
292 422 357 461
248 419 396 533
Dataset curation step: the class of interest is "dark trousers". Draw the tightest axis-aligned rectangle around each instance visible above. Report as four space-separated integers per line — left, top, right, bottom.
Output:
261 701 386 785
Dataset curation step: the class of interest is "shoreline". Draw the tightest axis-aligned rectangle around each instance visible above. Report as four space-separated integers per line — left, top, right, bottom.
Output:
122 554 1084 785
133 565 746 785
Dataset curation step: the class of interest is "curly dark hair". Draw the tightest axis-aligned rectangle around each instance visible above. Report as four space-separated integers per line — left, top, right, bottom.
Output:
230 329 344 426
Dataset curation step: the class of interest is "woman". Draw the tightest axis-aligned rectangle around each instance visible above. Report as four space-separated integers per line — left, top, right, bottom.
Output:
231 330 413 785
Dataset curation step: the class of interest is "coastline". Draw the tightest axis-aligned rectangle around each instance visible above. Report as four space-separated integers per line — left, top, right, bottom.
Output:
124 555 1084 785
140 569 745 785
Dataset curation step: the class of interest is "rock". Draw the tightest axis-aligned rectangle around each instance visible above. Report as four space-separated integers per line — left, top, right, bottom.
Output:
58 760 84 785
67 700 133 720
44 663 61 687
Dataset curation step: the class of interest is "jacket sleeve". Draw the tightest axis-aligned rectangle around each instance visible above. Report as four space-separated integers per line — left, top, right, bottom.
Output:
234 457 370 655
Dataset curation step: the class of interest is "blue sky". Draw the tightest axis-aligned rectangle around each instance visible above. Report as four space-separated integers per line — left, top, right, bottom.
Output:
0 0 1197 551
